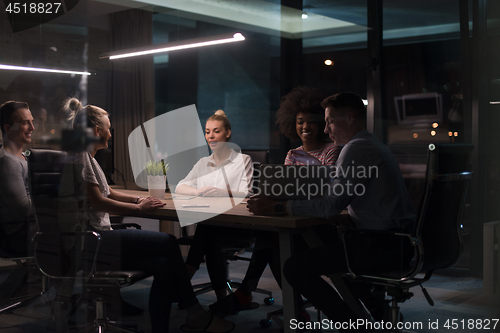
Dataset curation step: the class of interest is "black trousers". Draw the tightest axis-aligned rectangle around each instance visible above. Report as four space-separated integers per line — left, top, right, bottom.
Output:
95 229 198 333
185 224 254 291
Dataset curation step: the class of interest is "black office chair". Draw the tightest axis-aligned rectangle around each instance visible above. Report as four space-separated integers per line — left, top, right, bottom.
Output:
0 154 46 314
27 148 151 332
223 150 273 301
241 149 270 195
337 143 473 331
0 241 47 314
181 150 274 303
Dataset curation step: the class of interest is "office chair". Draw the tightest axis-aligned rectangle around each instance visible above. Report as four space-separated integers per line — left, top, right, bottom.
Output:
336 143 473 332
0 154 47 314
0 243 47 314
223 150 273 301
180 150 274 303
27 148 150 332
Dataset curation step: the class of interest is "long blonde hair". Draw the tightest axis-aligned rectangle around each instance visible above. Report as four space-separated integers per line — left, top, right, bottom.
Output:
63 98 108 129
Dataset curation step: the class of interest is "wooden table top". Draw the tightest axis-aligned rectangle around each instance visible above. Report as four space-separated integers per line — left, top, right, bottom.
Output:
115 189 348 229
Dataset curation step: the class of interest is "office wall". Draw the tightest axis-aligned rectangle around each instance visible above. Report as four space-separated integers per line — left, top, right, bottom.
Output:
0 16 111 147
153 19 281 150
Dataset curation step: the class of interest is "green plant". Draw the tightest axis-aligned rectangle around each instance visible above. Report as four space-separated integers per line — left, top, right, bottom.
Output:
145 160 169 176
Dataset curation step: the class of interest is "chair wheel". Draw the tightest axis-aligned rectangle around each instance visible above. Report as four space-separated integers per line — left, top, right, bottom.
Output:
260 319 272 328
264 297 274 305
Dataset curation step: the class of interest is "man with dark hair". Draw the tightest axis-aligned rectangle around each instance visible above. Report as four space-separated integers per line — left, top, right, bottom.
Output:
0 100 36 255
247 92 415 331
320 91 367 121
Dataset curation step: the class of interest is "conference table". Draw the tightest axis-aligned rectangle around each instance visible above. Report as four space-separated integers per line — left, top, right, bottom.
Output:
115 189 349 332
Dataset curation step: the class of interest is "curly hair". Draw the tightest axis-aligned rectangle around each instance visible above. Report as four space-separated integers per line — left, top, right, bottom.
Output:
275 86 327 142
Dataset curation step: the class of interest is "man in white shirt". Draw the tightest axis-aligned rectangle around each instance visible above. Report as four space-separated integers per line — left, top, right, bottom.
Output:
247 92 416 331
0 100 36 255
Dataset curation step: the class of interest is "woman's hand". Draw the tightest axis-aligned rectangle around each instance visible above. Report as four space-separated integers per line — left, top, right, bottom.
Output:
138 197 165 212
288 149 321 165
196 186 227 197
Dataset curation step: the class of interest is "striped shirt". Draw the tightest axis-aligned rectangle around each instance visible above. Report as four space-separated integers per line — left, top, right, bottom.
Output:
284 142 342 166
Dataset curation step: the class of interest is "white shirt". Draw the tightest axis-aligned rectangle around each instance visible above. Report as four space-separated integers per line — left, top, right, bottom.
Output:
176 149 253 196
81 151 112 231
290 130 416 231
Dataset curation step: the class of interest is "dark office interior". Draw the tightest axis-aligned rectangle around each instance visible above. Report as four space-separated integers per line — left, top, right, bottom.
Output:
0 0 499 332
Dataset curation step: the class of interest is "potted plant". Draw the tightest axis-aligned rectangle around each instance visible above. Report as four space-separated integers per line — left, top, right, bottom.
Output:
145 160 169 199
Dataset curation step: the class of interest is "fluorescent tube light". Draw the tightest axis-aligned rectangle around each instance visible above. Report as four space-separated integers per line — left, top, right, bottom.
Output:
100 33 245 60
0 64 91 75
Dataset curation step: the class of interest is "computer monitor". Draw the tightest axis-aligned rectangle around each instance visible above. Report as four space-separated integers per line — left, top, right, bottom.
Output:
395 92 442 125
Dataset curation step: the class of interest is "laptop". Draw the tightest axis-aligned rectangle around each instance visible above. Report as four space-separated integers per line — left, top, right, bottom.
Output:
257 164 334 200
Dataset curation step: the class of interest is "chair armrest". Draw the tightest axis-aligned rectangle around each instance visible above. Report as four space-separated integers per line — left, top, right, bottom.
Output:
340 227 419 246
338 227 422 282
32 230 102 280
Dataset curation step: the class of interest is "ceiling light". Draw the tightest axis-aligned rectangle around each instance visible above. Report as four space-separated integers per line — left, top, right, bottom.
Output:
324 59 333 66
302 13 308 19
100 33 245 60
0 64 91 75
362 99 368 106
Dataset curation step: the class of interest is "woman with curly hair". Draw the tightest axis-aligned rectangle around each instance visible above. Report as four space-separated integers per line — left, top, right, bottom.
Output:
276 86 341 166
210 86 342 316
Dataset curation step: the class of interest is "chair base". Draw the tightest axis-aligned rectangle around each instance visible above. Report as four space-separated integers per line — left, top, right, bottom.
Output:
0 272 48 314
0 291 45 314
91 298 141 333
51 297 142 333
192 279 274 301
260 300 318 330
226 280 273 299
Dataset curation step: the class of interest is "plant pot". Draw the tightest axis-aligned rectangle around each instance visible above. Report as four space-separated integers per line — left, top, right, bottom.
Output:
147 175 166 200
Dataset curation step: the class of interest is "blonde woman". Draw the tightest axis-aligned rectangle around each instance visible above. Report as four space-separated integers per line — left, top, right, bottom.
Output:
64 98 234 333
176 110 254 302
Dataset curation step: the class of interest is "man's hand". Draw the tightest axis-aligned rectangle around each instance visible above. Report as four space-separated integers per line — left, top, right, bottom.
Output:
247 194 283 215
288 149 321 165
